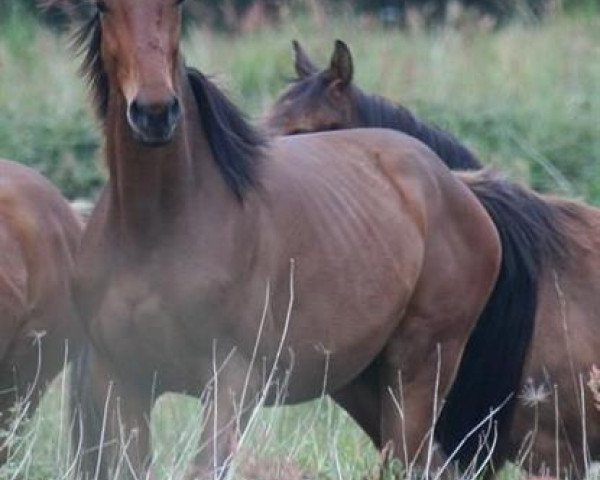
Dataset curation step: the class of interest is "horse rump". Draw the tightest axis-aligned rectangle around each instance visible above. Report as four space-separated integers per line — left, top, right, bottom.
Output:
436 170 567 471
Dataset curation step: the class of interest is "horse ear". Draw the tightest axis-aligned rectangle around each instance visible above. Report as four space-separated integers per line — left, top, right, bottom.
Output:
293 40 318 78
326 40 354 88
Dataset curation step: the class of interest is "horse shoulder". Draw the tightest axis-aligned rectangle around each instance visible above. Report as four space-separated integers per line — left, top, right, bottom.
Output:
0 219 28 361
0 161 81 339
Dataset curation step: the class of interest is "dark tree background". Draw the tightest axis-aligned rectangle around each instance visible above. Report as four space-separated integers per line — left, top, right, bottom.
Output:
1 0 598 29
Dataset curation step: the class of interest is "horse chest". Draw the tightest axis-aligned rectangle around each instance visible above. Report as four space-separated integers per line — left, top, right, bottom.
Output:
85 261 232 379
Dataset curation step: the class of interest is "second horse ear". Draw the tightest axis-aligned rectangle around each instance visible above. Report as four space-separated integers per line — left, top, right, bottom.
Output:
326 40 354 88
293 40 318 78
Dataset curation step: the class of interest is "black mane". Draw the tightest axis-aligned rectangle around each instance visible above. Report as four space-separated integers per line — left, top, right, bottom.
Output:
73 13 265 199
73 12 108 119
187 69 266 199
354 90 482 170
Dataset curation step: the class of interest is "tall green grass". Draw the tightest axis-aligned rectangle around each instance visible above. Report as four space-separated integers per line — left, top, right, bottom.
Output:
1 381 379 479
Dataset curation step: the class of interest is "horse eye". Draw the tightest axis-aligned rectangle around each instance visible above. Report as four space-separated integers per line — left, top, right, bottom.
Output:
96 1 108 14
176 0 187 5
288 129 309 136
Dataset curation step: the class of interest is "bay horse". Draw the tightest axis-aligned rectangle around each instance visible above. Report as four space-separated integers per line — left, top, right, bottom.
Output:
67 2 563 479
0 159 82 466
267 39 600 478
266 40 482 171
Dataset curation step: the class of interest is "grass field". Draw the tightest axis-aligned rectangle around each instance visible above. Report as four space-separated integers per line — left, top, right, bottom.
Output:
2 376 380 479
1 5 600 479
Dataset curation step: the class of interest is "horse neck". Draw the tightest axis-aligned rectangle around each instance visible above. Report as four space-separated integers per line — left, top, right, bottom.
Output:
352 90 482 171
352 89 423 138
103 73 230 250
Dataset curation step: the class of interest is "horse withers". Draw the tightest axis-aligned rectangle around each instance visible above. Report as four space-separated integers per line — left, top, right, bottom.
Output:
68 1 506 478
0 159 82 465
267 39 600 478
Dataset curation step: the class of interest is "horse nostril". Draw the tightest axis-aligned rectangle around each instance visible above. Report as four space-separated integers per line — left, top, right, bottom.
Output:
129 99 144 124
167 97 181 123
127 96 181 144
130 98 180 124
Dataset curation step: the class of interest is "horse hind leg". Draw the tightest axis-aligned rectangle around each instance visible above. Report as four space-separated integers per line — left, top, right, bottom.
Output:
332 323 461 478
0 350 46 467
331 359 382 449
378 318 468 479
0 376 17 467
0 298 25 466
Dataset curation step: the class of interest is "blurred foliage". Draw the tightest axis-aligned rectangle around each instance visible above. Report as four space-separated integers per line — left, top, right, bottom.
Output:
0 8 600 201
2 0 599 30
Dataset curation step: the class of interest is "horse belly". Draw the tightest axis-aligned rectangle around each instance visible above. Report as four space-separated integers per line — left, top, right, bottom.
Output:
256 228 423 403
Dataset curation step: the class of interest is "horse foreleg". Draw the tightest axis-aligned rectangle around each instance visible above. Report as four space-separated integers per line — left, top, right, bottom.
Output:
0 381 16 467
0 360 44 468
379 320 465 479
71 347 155 480
184 355 255 480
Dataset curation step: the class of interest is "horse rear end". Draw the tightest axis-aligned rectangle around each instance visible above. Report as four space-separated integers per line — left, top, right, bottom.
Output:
265 128 503 470
507 197 600 477
0 159 82 464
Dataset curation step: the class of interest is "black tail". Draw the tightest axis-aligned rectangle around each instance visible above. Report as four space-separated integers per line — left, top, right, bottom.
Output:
435 171 567 470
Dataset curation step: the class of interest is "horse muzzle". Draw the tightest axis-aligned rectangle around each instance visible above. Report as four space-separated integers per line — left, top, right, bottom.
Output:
127 96 182 146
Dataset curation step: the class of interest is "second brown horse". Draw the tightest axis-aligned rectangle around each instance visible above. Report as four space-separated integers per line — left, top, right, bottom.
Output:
0 159 81 466
268 39 600 478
